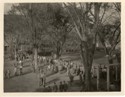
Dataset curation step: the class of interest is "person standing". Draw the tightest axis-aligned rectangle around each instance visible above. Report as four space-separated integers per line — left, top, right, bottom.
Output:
77 66 81 76
39 69 43 86
61 81 65 92
67 63 71 75
6 69 10 79
82 71 85 83
32 62 35 73
47 86 52 92
47 64 51 70
13 64 17 76
68 69 74 85
79 71 83 83
53 65 58 73
52 82 58 92
19 60 23 75
43 72 46 87
63 81 68 92
59 82 63 92
70 62 73 68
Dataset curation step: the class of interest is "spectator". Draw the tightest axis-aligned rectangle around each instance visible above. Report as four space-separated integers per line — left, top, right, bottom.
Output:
68 61 71 68
43 72 46 87
39 70 45 86
61 81 65 92
6 69 10 79
59 82 63 92
82 71 85 83
63 81 68 92
70 62 73 68
65 61 68 67
71 67 76 75
42 86 47 92
79 71 83 83
48 86 52 92
32 63 35 72
53 66 58 73
74 65 77 74
13 64 17 76
67 63 71 75
76 66 81 76
52 82 58 92
68 70 74 85
47 65 51 70
19 60 23 75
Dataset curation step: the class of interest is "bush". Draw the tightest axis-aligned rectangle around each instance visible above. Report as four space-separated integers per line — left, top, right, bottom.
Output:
38 52 52 56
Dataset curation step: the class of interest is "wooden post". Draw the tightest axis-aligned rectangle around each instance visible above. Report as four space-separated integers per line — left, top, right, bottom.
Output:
15 44 17 61
115 66 118 81
107 65 110 91
34 48 38 71
97 65 100 91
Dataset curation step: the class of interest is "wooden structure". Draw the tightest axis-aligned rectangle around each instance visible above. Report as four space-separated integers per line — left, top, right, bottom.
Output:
92 63 120 91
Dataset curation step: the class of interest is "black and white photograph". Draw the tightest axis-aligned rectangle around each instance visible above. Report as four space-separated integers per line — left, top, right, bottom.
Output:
4 2 121 92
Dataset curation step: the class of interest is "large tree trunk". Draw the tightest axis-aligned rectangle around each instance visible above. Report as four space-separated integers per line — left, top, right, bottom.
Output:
108 55 115 85
56 42 62 58
34 47 38 71
80 41 95 91
56 47 61 58
84 66 91 91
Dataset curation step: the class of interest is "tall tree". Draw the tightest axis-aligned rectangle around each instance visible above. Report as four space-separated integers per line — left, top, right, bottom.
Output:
46 4 72 58
4 14 27 60
8 3 51 71
97 3 121 64
64 3 120 91
64 3 101 91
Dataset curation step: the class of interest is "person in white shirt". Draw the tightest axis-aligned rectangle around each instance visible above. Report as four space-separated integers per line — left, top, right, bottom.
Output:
19 60 23 75
13 64 17 76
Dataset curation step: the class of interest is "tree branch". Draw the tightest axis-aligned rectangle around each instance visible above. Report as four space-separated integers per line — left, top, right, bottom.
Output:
111 24 120 38
100 5 106 22
67 3 84 33
64 3 84 41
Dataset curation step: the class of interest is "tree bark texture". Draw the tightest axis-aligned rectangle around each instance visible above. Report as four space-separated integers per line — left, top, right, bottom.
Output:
80 41 95 91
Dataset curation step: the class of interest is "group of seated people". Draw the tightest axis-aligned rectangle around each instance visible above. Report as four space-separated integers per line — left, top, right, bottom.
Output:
37 81 68 92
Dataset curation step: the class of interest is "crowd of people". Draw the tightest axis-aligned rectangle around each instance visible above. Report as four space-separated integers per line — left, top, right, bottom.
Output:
5 54 86 92
37 81 69 92
36 56 86 92
4 60 24 79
